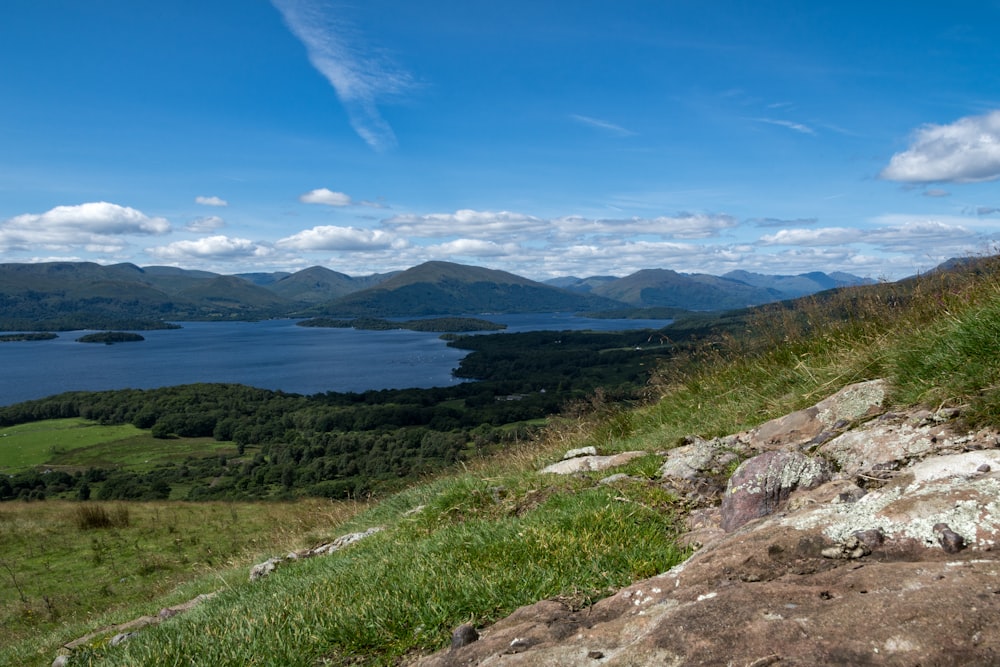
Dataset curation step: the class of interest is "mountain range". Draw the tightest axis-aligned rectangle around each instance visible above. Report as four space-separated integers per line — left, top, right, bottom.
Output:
0 260 873 330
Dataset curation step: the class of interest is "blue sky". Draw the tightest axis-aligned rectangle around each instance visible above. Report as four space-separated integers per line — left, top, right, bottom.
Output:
2 0 999 281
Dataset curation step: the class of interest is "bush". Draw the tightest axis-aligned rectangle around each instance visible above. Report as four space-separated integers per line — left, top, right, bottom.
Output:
72 503 130 530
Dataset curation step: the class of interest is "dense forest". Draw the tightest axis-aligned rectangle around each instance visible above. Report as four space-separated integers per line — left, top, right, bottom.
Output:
0 324 690 502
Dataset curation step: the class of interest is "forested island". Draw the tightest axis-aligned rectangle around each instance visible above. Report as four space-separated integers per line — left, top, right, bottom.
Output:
76 331 146 344
0 332 57 342
296 316 507 332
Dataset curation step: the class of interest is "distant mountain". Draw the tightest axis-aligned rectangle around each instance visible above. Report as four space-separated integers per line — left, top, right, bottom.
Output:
0 262 292 329
0 260 881 330
589 269 782 311
260 266 397 305
175 276 292 314
721 270 874 299
309 261 625 317
545 275 619 293
578 268 874 311
234 271 292 287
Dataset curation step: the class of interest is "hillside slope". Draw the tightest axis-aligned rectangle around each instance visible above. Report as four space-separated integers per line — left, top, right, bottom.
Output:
21 256 1000 666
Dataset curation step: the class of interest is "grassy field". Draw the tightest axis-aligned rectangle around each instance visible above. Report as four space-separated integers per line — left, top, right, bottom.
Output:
0 498 362 666
0 419 146 471
4 258 1000 665
0 417 241 490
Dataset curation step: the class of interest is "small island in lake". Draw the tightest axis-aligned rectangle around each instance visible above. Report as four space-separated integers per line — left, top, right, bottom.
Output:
0 332 58 343
297 316 506 333
76 331 145 345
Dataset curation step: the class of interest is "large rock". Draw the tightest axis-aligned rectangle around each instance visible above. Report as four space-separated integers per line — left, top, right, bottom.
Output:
540 451 646 475
413 386 1000 667
413 443 1000 667
720 450 832 531
658 434 740 481
818 411 1000 478
747 378 887 451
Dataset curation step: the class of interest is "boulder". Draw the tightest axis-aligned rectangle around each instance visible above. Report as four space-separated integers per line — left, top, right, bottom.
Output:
817 413 998 478
540 451 646 475
747 378 887 451
720 450 832 531
658 434 741 481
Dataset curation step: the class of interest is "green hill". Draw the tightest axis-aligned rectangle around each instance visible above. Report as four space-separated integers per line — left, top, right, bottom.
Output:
592 268 783 309
312 260 625 316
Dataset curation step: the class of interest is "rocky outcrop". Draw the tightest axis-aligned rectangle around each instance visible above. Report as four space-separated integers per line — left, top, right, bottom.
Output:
719 450 832 531
540 451 646 475
415 380 1000 666
249 527 383 581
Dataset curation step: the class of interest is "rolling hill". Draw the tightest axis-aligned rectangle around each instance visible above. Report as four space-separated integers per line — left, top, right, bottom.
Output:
0 260 875 330
307 261 626 317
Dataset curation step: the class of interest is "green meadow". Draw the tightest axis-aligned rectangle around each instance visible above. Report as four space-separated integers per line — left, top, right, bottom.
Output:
0 418 237 473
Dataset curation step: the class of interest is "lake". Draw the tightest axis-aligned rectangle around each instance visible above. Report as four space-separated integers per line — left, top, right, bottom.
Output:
0 314 671 406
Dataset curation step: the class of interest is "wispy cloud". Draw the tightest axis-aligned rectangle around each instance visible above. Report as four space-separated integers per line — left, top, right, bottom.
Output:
271 0 415 151
881 110 1000 183
749 217 819 227
754 117 816 135
186 216 226 233
569 114 636 137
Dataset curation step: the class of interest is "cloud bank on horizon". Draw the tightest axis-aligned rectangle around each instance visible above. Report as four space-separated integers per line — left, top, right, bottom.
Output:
1 1 998 281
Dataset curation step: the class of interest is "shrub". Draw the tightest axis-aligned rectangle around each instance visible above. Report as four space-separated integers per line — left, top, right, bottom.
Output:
72 503 130 530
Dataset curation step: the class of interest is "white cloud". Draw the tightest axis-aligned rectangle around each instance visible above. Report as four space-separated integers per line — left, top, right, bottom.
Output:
382 210 544 238
570 114 636 137
759 227 863 246
0 202 170 252
277 225 399 251
147 235 272 261
881 110 1000 183
552 213 739 240
186 216 226 233
749 217 819 227
299 188 353 206
195 196 228 207
381 209 738 245
429 239 515 257
923 188 950 197
271 0 414 151
754 118 815 135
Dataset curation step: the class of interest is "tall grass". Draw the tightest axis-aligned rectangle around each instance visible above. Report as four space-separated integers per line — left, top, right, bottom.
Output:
73 476 687 666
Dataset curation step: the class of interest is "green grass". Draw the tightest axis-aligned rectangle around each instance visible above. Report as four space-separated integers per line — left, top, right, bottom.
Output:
7 256 1000 666
0 499 361 667
0 419 145 471
0 418 239 475
72 476 687 666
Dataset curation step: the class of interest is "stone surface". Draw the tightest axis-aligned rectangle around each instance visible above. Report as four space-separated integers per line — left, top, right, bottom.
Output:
412 381 1000 667
249 527 383 581
720 450 832 531
539 451 646 475
747 379 887 451
658 435 740 481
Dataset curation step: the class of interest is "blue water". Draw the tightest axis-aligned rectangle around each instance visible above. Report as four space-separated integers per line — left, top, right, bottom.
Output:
0 314 670 406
